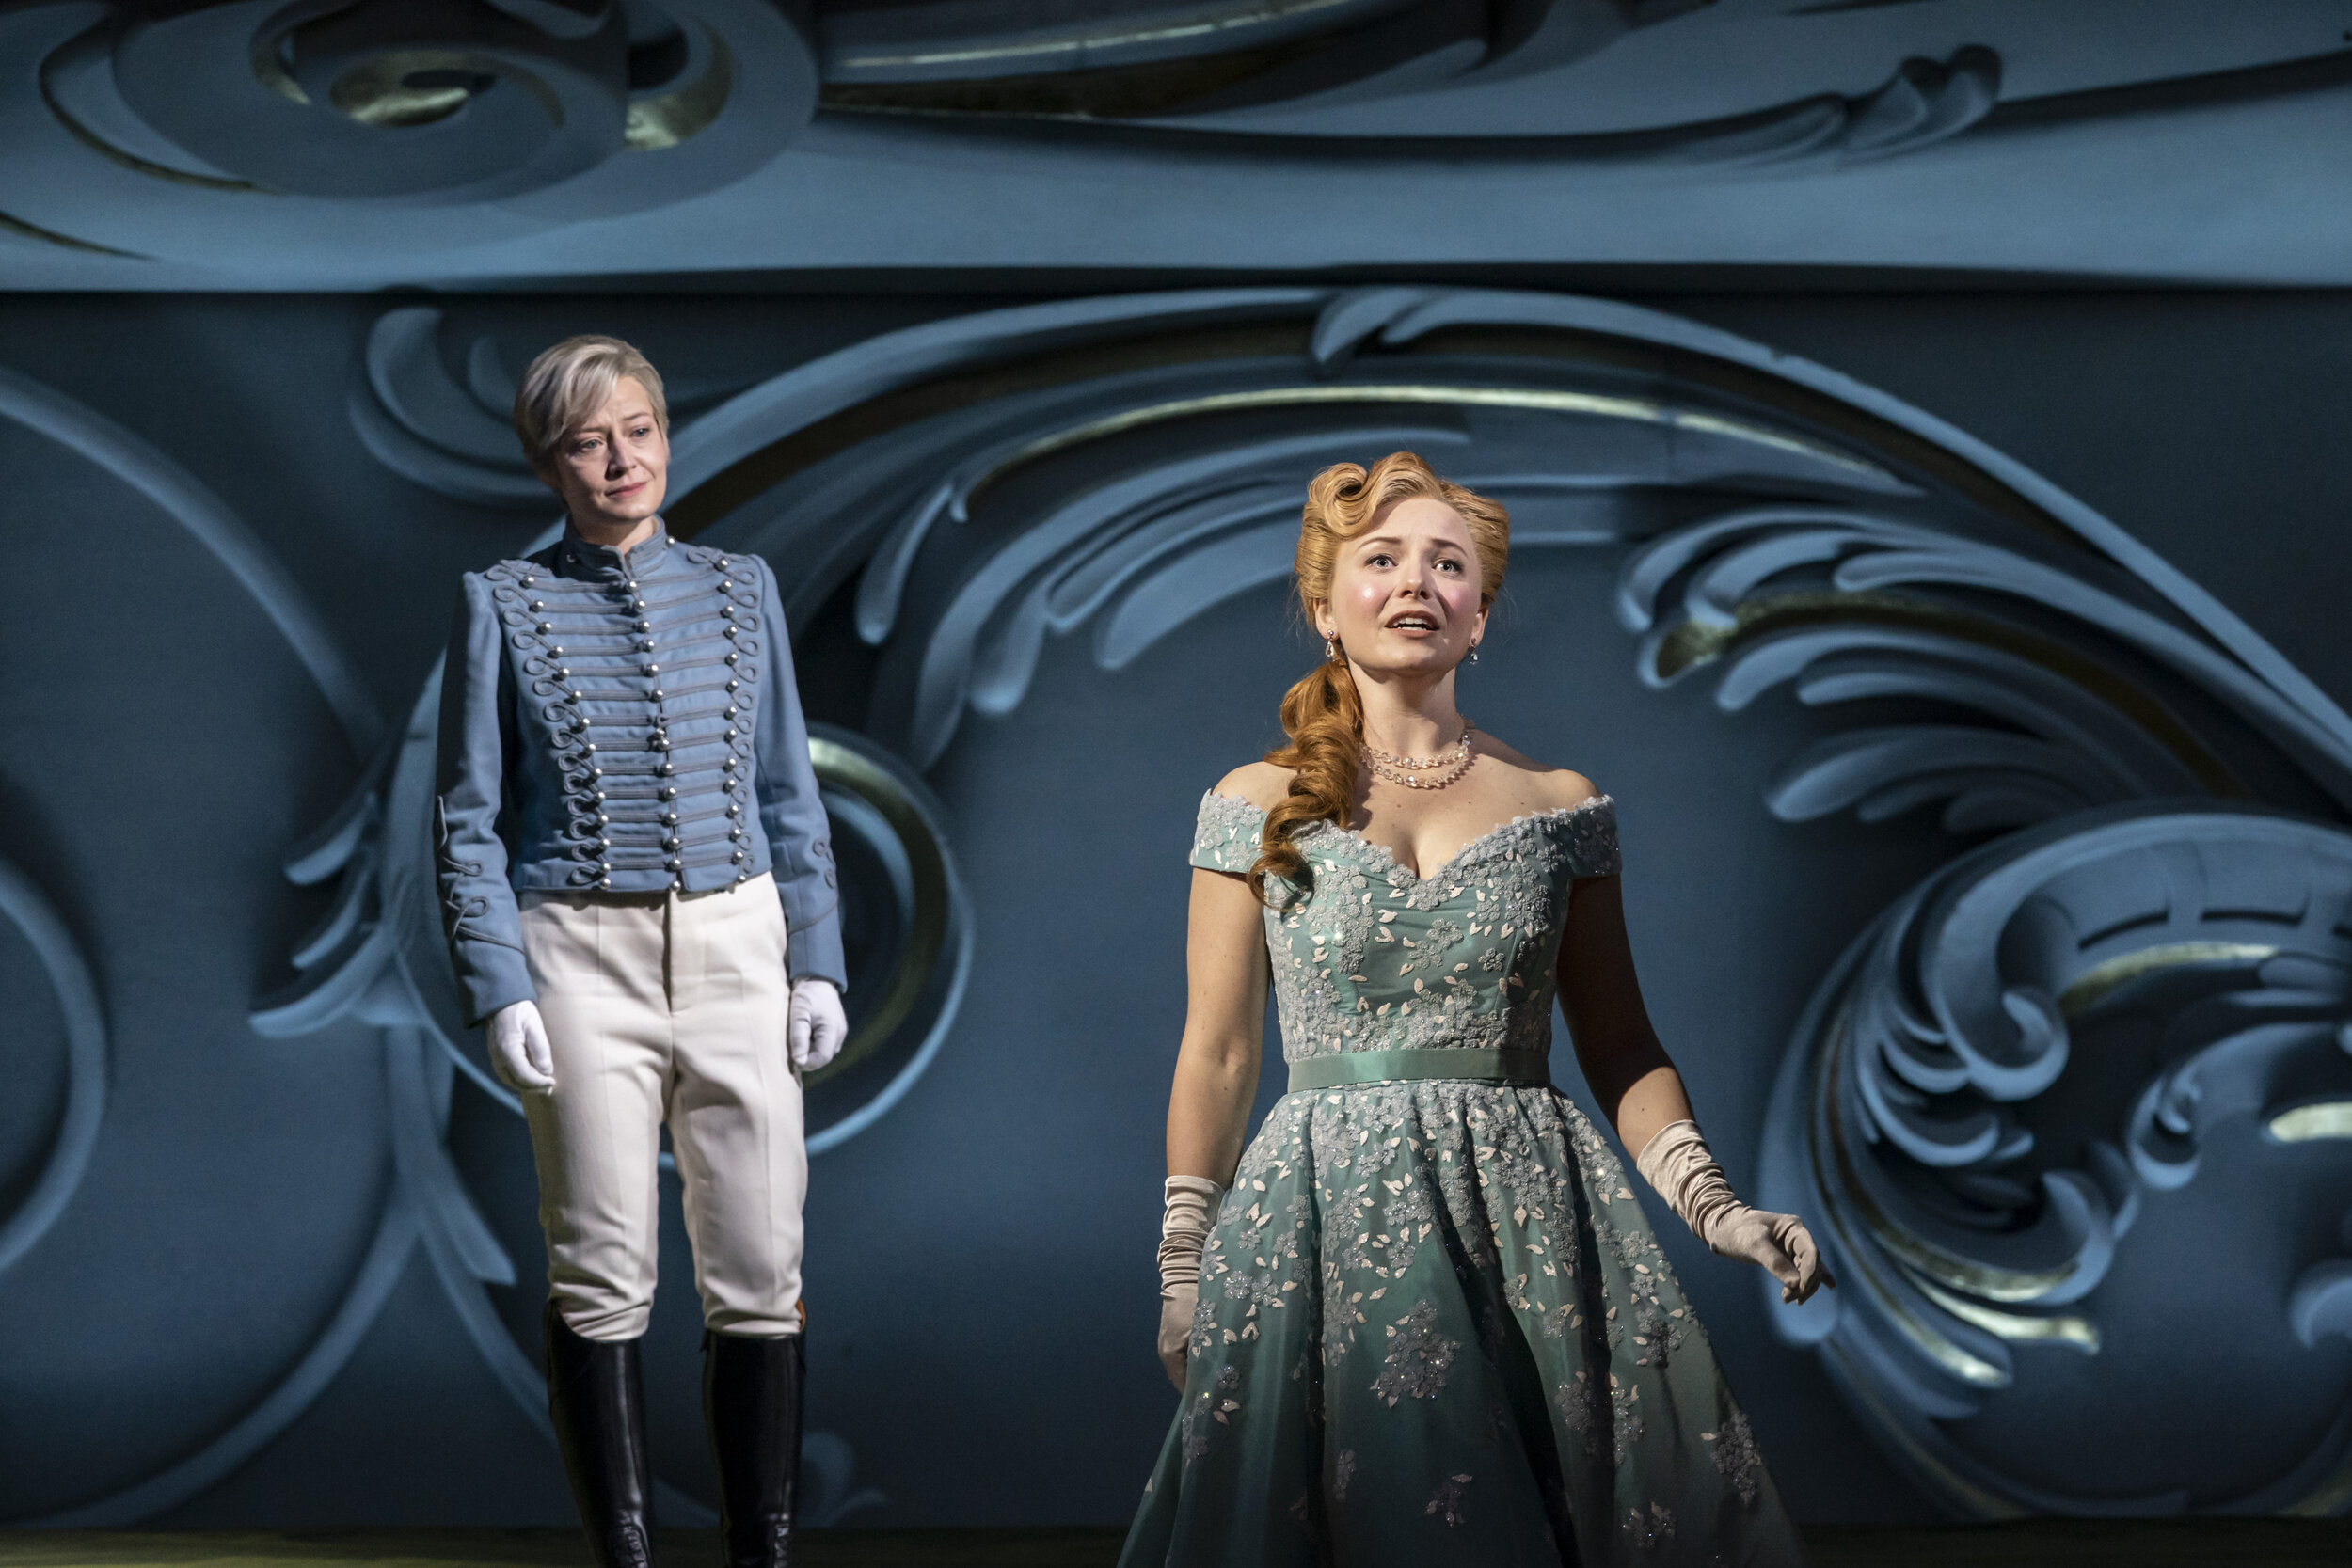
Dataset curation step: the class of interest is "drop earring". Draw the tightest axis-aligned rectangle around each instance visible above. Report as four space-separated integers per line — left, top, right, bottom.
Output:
1325 637 1340 662
1469 642 1481 665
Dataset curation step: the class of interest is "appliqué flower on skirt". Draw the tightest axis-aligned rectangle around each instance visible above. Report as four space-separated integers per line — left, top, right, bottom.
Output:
1623 1500 1677 1552
1426 1473 1473 1526
1372 1300 1459 1405
1556 1370 1606 1458
1612 1376 1645 1465
1705 1412 1763 1506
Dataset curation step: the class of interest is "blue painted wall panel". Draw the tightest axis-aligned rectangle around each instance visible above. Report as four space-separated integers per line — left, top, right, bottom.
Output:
1 287 2348 1528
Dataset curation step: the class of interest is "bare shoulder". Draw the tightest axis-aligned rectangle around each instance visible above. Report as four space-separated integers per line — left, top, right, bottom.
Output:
1213 760 1294 814
1475 734 1603 811
1540 768 1606 812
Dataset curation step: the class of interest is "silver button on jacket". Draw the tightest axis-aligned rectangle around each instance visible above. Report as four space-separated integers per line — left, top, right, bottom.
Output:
433 523 846 1025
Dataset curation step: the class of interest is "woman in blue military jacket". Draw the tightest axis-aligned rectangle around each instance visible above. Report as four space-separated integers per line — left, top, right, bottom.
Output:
436 336 847 1568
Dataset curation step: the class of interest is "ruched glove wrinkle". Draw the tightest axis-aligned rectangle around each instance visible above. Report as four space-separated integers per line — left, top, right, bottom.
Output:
1634 1120 1835 1305
1156 1176 1224 1389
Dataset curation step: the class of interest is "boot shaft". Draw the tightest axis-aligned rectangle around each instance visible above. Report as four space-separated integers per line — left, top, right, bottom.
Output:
704 1328 805 1568
545 1303 656 1568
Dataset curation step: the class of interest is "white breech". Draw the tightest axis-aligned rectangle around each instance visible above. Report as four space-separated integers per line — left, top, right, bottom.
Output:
518 872 805 1342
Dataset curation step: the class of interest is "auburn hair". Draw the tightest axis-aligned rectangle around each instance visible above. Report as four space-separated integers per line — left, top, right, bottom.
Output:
1248 452 1511 904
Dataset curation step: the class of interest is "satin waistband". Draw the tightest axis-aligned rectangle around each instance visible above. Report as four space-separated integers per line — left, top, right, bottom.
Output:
1287 1047 1552 1093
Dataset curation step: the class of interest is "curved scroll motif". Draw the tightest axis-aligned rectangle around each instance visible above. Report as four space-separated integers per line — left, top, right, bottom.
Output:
802 726 974 1156
310 281 2352 1520
348 307 548 505
0 859 107 1280
0 362 382 751
119 0 811 207
25 1101 422 1528
695 283 2352 1519
1752 807 2352 1516
0 360 409 1525
827 8 1998 171
1612 395 2352 1511
0 0 816 261
1619 506 2352 822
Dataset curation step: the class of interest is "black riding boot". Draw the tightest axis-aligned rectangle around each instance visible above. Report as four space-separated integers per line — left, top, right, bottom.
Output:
544 1303 656 1568
703 1328 805 1568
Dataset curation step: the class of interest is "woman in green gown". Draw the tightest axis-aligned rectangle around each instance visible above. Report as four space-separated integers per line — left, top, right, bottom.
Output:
1120 453 1831 1568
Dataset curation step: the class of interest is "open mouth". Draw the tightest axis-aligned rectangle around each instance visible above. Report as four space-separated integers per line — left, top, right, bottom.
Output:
1387 614 1439 631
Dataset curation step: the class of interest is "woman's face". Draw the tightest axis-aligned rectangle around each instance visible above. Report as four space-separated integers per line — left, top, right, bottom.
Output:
1313 496 1487 679
540 375 669 534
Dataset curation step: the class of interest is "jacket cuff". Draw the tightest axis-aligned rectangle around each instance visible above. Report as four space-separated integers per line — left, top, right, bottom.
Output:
784 905 849 991
457 944 537 1030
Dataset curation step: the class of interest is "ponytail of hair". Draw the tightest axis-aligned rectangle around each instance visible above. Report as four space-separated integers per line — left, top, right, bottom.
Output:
1249 655 1364 904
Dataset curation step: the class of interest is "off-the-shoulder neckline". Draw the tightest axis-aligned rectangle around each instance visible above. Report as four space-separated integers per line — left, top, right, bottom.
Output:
1202 790 1613 884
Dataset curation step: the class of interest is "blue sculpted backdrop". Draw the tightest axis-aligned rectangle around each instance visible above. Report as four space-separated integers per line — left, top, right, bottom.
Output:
1 284 2349 1529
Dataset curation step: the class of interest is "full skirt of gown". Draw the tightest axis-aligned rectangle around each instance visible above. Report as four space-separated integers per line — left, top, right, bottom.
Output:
1118 1079 1807 1568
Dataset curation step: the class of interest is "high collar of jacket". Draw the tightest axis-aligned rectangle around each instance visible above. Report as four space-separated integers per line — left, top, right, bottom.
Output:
557 520 672 580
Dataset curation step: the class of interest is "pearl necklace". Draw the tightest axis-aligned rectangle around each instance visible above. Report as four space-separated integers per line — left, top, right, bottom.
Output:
1363 719 1476 791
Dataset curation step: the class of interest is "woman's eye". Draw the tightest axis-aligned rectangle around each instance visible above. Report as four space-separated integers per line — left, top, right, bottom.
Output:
1367 553 1393 568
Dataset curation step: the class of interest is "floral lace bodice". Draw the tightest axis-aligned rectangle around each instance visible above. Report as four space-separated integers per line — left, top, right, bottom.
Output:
1190 792 1621 1067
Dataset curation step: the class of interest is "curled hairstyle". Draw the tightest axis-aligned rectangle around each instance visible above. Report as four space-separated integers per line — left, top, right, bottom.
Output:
1249 452 1511 903
512 335 669 467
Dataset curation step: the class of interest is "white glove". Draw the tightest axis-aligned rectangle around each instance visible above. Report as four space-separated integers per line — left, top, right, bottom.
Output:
1157 1176 1224 1389
787 977 848 1072
1635 1120 1835 1305
488 1000 555 1094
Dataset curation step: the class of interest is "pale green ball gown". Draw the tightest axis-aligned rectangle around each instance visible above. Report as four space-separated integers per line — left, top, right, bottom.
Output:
1119 792 1807 1568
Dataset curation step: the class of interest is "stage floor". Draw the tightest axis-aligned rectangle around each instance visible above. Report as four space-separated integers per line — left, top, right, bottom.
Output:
1 1522 2348 1568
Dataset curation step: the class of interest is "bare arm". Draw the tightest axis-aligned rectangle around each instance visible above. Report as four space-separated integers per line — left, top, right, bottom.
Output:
1555 873 1693 1160
1167 866 1271 1183
1558 871 1834 1302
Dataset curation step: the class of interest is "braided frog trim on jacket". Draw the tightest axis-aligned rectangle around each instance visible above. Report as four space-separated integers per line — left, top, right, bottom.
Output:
433 521 852 1022
484 538 764 886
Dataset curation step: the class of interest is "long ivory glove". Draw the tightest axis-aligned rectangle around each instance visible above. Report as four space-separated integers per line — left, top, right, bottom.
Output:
1634 1120 1835 1304
787 978 848 1072
1157 1176 1224 1389
488 1000 555 1094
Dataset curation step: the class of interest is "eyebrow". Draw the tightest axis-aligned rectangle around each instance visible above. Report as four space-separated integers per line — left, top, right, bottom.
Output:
567 407 657 436
1354 532 1463 552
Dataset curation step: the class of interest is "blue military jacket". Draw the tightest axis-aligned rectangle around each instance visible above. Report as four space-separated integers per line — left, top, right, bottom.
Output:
434 522 846 1025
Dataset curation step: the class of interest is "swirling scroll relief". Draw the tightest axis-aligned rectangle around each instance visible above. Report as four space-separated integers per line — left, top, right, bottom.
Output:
0 360 411 1526
0 859 107 1282
0 0 816 261
1623 437 2352 1512
685 281 2352 1517
313 282 2352 1519
1749 808 2352 1516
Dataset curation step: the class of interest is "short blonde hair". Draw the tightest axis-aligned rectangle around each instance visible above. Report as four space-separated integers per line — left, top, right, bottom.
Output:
513 335 669 466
